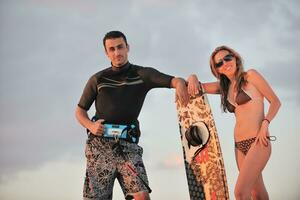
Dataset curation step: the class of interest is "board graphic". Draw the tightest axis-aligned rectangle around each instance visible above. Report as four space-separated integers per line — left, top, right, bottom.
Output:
176 91 230 200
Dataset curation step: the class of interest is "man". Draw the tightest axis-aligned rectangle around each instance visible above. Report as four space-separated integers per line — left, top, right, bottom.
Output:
75 31 188 200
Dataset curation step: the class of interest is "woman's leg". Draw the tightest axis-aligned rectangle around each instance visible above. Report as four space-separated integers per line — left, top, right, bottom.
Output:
234 148 246 198
251 173 269 200
234 142 271 200
234 147 245 171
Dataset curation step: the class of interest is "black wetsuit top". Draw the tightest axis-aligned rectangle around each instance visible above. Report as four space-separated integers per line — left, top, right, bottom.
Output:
78 62 174 128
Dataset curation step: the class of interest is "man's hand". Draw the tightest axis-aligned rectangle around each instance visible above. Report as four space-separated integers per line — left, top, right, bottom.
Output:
89 119 105 136
75 106 105 136
171 77 189 106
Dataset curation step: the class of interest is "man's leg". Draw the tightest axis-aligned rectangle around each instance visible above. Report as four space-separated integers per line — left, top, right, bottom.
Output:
83 136 117 200
116 141 151 200
127 191 150 200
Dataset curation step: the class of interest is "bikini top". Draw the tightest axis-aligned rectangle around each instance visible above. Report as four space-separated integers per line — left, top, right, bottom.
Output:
226 84 263 113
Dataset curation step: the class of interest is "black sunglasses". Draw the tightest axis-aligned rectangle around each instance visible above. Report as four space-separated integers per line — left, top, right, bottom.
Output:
215 54 234 68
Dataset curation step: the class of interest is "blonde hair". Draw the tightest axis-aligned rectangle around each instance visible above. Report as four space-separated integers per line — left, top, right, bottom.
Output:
209 46 246 112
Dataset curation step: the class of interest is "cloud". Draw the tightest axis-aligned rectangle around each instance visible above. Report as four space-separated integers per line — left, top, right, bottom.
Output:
0 155 85 200
0 0 299 182
157 153 184 170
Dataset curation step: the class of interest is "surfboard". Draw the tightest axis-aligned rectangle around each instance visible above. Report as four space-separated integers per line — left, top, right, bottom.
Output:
176 90 229 200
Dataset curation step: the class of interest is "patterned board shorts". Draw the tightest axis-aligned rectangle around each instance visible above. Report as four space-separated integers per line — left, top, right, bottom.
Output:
83 135 149 200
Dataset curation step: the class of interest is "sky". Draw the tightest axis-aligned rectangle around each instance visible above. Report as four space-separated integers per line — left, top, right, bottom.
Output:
0 0 299 199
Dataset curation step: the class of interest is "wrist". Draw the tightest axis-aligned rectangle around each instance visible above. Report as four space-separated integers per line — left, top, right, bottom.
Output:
171 77 184 88
262 118 270 124
176 77 186 88
188 74 197 82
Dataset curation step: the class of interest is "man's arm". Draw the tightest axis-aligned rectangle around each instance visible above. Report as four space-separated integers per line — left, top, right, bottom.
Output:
137 67 189 105
170 77 189 106
75 106 104 136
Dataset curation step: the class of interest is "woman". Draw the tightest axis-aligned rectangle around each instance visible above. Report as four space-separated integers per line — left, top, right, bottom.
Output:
187 46 281 200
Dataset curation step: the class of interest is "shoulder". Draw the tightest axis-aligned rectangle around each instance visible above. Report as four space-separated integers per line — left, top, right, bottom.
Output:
95 66 113 76
88 66 111 82
133 65 159 75
131 64 155 71
244 69 263 83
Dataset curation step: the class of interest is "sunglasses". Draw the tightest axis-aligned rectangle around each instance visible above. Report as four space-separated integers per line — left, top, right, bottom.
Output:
215 54 234 68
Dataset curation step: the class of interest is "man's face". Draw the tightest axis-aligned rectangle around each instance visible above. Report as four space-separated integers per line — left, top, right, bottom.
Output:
104 37 129 67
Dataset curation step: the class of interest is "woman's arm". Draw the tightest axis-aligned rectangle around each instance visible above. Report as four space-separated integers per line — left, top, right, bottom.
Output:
187 74 220 96
246 69 281 146
246 69 281 122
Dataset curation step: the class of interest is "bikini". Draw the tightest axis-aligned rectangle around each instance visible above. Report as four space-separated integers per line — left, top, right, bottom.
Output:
225 85 263 113
226 84 265 155
235 137 256 155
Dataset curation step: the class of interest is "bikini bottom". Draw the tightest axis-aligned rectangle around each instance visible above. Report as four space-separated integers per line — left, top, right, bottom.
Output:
235 136 277 155
235 137 256 155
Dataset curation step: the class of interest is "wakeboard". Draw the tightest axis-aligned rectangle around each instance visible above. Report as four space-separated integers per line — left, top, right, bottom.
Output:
176 89 229 200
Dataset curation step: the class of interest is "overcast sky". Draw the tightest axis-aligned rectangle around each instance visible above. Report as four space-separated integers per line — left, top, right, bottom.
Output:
0 0 299 199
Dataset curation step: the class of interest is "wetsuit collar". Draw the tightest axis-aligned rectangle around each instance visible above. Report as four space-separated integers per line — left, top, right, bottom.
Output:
111 62 131 72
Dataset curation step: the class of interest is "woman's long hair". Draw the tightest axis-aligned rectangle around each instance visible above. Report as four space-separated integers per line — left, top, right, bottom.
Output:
209 46 246 112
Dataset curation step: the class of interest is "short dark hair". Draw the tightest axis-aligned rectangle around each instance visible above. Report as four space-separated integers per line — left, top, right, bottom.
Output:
103 31 128 49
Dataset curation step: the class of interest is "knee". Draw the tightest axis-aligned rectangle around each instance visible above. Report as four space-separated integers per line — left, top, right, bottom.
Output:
131 191 150 200
251 189 269 200
234 187 250 200
251 190 258 200
141 192 150 200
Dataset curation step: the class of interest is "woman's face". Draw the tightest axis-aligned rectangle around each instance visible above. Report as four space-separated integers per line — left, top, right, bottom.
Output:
214 50 237 79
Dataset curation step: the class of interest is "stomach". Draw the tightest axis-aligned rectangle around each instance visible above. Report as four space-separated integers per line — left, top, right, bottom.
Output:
233 100 264 142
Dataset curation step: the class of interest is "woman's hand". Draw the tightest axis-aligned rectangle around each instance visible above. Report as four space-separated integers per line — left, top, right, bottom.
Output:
187 74 201 97
255 120 270 147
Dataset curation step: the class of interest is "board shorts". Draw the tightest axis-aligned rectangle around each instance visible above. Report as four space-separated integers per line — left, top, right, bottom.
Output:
83 135 149 200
